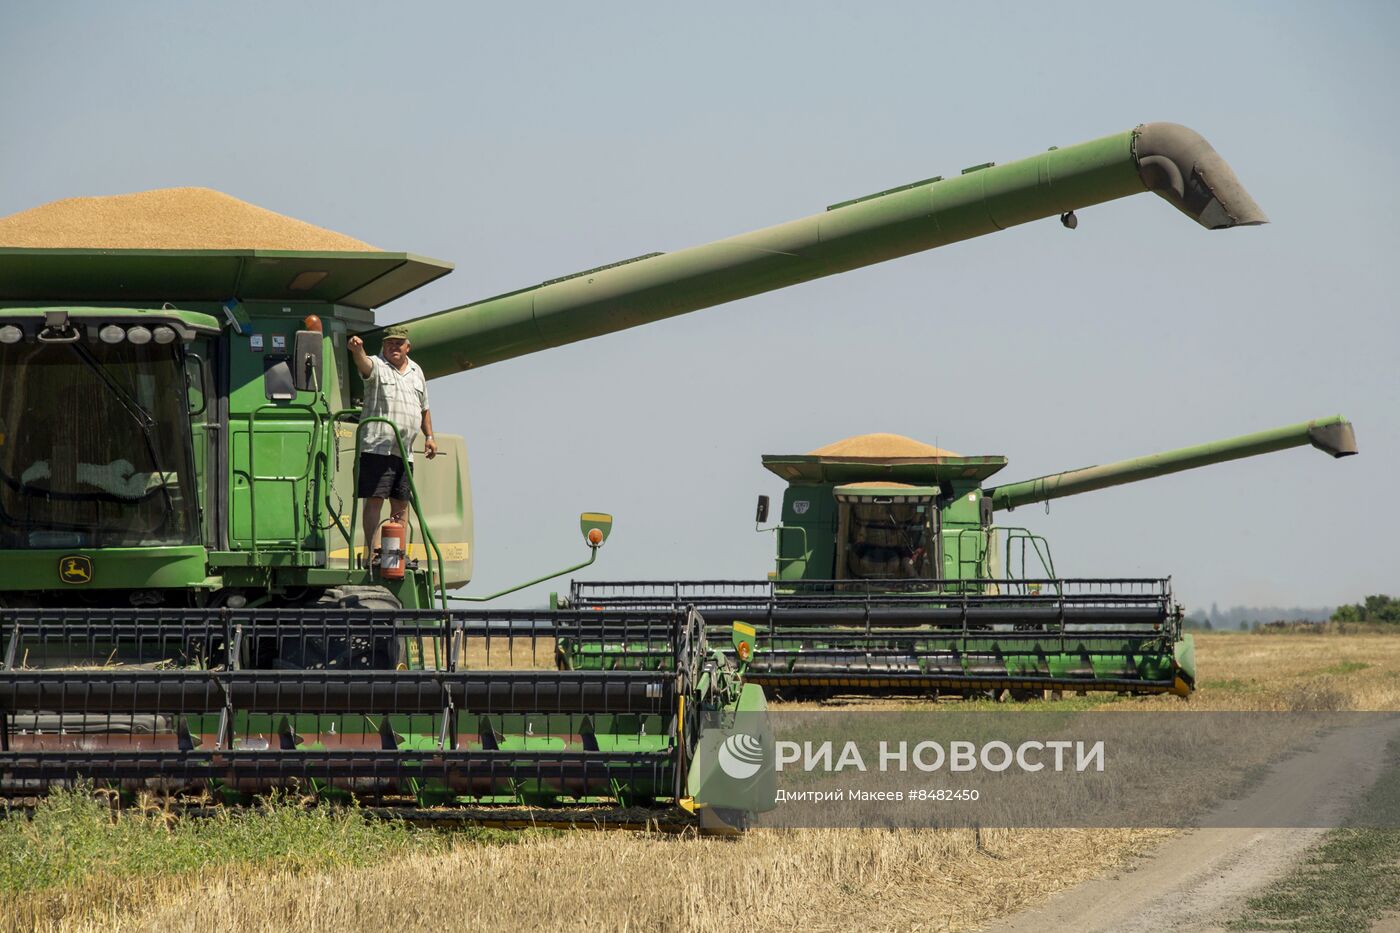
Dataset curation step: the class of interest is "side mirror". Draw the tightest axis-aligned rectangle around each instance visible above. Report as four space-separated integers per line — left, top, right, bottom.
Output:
580 512 613 549
754 494 770 524
293 330 324 392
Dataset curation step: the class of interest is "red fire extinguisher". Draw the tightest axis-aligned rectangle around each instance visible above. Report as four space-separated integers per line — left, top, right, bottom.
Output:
378 520 407 581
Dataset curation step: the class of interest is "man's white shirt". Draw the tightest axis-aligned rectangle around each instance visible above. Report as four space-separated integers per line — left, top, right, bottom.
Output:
359 355 429 461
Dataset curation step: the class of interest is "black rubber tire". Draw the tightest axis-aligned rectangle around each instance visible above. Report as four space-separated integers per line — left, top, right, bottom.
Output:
253 586 404 670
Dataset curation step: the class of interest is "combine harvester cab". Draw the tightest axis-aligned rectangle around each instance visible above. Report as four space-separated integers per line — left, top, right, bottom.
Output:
0 605 775 830
566 418 1357 700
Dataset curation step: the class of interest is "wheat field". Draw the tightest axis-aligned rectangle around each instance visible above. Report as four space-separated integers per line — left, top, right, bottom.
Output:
6 631 1398 933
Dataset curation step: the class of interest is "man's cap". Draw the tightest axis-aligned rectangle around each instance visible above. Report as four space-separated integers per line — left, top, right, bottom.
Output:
383 325 410 341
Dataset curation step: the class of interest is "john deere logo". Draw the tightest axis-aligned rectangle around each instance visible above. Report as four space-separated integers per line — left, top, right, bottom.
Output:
58 555 93 585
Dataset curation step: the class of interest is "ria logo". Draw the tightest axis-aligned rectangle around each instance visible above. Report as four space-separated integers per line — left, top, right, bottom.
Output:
717 732 765 780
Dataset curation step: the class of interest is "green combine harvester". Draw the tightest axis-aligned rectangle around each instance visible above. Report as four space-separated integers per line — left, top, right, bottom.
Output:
564 418 1357 699
0 122 1265 819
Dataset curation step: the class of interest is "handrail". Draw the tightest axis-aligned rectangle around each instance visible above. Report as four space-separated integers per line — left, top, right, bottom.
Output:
998 527 1056 580
950 528 990 581
446 547 598 603
333 409 448 612
756 523 810 577
240 402 323 565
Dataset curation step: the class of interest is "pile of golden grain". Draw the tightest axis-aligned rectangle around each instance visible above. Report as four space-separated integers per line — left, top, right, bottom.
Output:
0 188 378 252
807 433 960 459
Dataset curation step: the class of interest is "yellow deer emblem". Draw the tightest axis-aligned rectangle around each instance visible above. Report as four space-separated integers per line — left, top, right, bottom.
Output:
58 556 93 585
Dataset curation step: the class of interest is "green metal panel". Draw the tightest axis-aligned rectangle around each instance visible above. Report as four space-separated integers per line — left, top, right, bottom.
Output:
0 249 452 309
832 483 940 498
0 304 221 335
229 421 317 547
187 337 215 548
777 485 834 580
762 453 1008 485
0 546 209 591
223 304 328 553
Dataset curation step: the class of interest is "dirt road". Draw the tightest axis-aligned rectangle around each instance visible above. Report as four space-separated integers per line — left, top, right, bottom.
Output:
981 717 1400 933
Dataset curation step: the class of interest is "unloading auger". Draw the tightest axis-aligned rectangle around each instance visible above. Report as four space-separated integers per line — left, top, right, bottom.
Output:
393 122 1266 377
562 417 1357 700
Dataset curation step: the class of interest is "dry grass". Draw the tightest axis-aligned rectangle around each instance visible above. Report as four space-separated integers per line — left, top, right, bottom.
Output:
18 826 1170 933
6 631 1394 933
461 634 558 671
1149 631 1400 712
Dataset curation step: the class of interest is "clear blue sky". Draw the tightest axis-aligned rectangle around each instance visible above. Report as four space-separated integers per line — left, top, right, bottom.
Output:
2 2 1395 609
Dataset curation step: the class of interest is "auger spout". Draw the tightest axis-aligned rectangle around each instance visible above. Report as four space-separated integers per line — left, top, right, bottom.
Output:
1134 122 1268 228
392 123 1266 379
987 416 1356 512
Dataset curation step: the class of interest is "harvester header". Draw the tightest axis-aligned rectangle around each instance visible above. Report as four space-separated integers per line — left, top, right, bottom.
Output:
392 122 1266 378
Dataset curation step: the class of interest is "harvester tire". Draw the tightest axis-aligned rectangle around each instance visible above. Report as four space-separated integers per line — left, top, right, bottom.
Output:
320 586 403 669
319 586 403 613
254 587 404 670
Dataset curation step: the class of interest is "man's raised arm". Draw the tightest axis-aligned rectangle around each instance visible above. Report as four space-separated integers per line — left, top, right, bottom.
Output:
347 336 374 379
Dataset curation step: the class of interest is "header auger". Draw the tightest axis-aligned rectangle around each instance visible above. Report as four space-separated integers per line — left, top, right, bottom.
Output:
565 416 1357 701
0 122 1266 817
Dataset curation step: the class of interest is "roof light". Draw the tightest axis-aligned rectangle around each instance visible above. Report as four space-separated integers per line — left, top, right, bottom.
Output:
152 326 177 345
98 325 126 344
0 325 22 344
126 326 152 345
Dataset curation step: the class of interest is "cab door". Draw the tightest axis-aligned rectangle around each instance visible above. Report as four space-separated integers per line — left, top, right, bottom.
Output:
184 339 220 548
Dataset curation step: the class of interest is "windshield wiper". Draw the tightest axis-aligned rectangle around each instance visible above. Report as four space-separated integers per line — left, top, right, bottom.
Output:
64 343 174 526
68 343 155 429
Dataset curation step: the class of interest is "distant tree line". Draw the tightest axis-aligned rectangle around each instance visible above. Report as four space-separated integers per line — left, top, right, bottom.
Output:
1182 595 1399 631
1331 595 1400 625
1184 602 1334 631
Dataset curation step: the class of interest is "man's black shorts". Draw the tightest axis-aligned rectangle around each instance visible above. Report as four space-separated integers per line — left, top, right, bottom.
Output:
358 452 413 500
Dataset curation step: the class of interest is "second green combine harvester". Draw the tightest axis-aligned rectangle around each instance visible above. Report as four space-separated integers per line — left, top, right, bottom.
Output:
564 417 1357 699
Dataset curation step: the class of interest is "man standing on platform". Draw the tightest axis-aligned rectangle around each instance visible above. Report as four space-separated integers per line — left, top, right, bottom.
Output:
347 324 436 563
